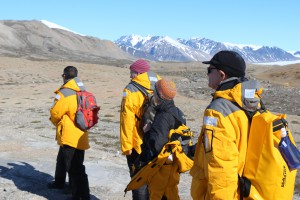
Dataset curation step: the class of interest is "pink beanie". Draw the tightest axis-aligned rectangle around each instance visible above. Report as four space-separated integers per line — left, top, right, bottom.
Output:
129 59 150 73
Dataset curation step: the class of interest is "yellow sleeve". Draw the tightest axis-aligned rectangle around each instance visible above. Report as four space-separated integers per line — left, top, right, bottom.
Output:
120 89 138 155
50 92 69 126
203 109 239 199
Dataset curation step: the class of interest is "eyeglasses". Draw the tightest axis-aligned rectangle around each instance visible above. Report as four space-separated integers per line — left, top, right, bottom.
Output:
207 67 218 74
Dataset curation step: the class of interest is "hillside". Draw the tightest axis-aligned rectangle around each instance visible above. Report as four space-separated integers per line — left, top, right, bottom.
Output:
0 20 133 66
253 63 300 88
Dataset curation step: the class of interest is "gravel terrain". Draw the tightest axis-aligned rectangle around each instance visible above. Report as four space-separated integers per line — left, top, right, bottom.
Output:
0 58 299 199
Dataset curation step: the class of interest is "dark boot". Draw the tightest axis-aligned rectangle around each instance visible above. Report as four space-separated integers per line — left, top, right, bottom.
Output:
47 181 65 189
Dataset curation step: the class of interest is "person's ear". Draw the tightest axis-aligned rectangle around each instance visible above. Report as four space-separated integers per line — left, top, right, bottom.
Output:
219 70 227 80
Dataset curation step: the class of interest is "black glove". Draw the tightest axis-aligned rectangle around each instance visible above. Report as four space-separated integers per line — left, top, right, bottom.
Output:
187 144 197 160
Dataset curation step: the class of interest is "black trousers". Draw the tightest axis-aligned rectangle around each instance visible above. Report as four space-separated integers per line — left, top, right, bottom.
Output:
54 146 68 186
62 145 90 200
126 149 149 200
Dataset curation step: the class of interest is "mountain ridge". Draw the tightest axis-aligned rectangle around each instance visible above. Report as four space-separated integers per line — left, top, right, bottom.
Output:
0 20 299 64
115 34 300 63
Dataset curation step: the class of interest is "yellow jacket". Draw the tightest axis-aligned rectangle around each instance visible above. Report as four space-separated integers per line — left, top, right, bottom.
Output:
50 77 89 150
120 71 160 155
125 127 194 195
190 78 262 200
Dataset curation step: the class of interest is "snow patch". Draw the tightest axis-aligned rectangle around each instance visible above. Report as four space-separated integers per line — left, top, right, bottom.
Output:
40 20 85 36
255 59 300 66
223 42 262 51
288 51 300 58
161 36 189 50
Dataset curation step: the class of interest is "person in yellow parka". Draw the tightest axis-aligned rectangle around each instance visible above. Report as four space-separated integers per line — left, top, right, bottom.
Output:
190 51 256 199
120 59 160 200
50 66 90 200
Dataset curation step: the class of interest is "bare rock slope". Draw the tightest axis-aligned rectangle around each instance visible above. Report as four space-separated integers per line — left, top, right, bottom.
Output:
0 20 133 65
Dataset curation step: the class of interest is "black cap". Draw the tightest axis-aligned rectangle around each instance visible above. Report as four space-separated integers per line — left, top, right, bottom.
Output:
203 50 246 77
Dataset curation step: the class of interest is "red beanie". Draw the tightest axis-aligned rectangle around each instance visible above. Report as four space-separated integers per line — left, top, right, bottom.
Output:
155 79 177 101
130 59 150 73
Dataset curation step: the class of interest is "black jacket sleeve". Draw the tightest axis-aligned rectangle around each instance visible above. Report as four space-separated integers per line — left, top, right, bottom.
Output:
144 111 174 157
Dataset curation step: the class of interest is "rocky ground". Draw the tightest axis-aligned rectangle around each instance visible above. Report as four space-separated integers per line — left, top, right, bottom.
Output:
0 57 299 199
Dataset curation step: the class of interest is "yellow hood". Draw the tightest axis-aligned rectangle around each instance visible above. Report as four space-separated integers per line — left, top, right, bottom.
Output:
59 77 85 92
131 71 159 91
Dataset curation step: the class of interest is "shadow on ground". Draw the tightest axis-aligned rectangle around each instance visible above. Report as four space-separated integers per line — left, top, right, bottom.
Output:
0 161 100 200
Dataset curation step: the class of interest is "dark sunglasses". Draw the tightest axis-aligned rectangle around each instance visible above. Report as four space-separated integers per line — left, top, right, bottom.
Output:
207 67 218 74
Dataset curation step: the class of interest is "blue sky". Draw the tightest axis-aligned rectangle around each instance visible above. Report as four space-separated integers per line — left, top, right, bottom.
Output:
1 1 299 51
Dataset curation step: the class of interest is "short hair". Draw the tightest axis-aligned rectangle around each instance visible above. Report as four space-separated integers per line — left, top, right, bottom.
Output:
63 66 78 79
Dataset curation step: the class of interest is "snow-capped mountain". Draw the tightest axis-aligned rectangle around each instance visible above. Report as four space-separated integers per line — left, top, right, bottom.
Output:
291 51 300 58
115 35 211 62
116 35 299 63
179 38 297 63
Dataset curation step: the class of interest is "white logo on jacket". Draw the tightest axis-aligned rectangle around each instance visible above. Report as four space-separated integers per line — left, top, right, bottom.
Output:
204 116 217 126
55 94 61 100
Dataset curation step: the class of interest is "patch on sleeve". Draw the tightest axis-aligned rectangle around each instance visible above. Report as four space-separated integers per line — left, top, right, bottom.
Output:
55 94 61 100
202 128 214 153
244 89 255 98
204 116 217 126
123 92 127 97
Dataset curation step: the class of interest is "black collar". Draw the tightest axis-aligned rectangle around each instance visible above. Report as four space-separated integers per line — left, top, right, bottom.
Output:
216 77 247 91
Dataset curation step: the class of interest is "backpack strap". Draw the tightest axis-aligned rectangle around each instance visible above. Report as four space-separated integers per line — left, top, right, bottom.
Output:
130 81 152 122
273 118 288 132
130 81 149 97
232 99 258 199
